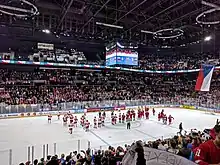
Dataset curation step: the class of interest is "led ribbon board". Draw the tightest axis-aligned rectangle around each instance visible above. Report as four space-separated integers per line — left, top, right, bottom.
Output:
0 0 39 18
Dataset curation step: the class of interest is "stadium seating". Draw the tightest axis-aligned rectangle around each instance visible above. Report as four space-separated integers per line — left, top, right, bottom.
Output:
1 51 219 165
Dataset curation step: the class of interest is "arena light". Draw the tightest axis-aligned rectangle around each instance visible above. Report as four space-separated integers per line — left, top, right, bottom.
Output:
0 0 39 18
204 36 212 41
42 29 50 34
154 28 184 39
141 28 184 39
96 22 123 29
196 1 220 25
141 30 154 34
202 0 220 8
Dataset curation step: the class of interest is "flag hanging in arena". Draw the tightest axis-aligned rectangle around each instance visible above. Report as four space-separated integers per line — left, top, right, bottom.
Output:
195 64 215 92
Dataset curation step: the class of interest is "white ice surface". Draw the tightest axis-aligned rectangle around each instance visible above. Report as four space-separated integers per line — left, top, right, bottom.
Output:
0 108 219 165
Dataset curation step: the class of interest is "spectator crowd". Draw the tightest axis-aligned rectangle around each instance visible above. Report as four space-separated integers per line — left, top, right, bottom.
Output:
0 67 219 107
0 50 219 165
137 51 220 70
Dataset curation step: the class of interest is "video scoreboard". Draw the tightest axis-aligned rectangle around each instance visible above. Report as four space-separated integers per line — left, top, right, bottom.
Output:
105 42 138 66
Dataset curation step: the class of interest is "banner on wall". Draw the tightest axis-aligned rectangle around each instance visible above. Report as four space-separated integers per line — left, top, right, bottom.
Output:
87 106 125 112
87 108 101 112
182 105 195 110
114 105 126 110
72 109 85 113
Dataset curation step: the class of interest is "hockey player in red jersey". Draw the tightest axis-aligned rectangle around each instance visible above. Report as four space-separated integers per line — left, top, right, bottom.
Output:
129 112 133 121
132 110 136 121
80 115 85 127
102 111 106 119
101 116 105 126
161 109 164 117
111 115 115 125
163 114 167 125
85 120 90 132
158 112 161 121
137 109 140 119
168 115 174 125
98 111 102 118
74 116 78 127
152 108 155 116
122 113 125 123
68 122 74 134
145 110 149 119
141 110 144 118
114 114 117 125
63 115 67 126
94 117 97 129
119 113 122 123
126 113 130 122
194 124 220 165
48 114 52 123
98 117 102 128
69 115 74 124
57 112 61 120
111 111 114 119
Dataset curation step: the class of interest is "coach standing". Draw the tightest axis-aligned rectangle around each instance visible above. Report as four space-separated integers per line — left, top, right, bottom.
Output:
127 121 131 129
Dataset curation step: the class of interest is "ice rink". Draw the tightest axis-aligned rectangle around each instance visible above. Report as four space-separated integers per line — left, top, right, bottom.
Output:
0 107 219 165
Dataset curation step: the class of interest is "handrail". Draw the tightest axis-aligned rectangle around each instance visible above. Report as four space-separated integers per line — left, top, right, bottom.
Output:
1 60 220 74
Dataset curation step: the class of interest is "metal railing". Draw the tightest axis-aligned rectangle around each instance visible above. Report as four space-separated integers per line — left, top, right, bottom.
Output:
0 139 90 165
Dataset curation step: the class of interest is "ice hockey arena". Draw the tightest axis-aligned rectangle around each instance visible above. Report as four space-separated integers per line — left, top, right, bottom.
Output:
0 0 220 165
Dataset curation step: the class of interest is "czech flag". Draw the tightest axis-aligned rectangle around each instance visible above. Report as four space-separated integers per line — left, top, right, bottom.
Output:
195 64 215 91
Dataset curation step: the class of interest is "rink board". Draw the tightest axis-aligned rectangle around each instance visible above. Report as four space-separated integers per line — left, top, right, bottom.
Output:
0 104 219 120
0 105 167 119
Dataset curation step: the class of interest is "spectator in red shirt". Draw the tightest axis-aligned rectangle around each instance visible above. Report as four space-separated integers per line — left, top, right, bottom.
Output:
194 124 220 165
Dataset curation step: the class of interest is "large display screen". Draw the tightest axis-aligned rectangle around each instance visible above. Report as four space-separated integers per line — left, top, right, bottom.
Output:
106 48 117 65
106 44 138 66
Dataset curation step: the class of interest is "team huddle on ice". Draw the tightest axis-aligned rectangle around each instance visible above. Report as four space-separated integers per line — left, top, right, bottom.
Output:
47 107 175 134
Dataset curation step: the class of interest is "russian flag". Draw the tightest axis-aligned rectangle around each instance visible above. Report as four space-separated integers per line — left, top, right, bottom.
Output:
195 64 215 91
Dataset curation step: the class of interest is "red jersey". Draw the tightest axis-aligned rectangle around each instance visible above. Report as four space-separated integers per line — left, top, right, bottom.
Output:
168 116 174 122
122 114 125 120
85 122 90 128
158 113 161 119
63 116 67 122
194 140 220 165
98 118 102 124
145 111 149 116
119 114 122 120
132 112 136 118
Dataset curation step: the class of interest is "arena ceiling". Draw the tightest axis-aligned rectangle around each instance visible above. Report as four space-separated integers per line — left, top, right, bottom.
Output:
0 0 220 50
